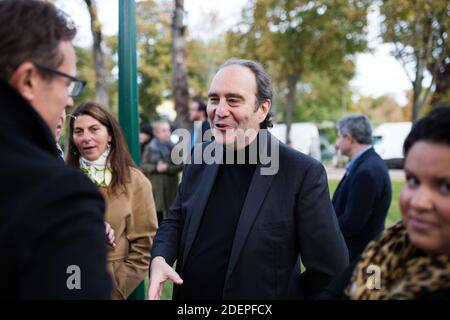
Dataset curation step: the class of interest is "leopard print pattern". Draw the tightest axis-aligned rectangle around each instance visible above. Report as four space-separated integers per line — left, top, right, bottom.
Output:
345 222 450 300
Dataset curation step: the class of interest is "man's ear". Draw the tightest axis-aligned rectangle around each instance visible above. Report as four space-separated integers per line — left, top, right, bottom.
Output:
8 62 38 102
346 133 354 144
257 99 271 123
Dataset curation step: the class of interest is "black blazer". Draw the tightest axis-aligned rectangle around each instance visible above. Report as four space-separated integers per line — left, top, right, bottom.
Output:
201 119 211 142
0 80 111 299
332 148 392 262
152 133 349 299
192 119 211 144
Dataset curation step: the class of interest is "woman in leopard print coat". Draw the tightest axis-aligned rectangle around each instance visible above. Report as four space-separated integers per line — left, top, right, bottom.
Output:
320 106 450 300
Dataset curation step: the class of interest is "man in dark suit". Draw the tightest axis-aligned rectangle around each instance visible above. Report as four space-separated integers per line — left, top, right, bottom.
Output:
148 59 348 300
0 0 111 299
188 97 211 147
333 115 392 262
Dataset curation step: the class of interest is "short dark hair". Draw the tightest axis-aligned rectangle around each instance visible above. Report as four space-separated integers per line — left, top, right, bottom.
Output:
0 0 76 81
67 102 136 195
337 114 373 145
193 97 207 118
140 123 153 137
404 105 450 156
219 59 273 129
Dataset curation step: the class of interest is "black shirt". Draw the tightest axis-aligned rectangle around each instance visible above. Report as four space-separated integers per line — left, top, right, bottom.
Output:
177 145 257 300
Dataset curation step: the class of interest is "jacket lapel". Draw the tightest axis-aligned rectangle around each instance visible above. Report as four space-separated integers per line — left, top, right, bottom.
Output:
225 132 277 283
225 166 275 282
181 157 220 269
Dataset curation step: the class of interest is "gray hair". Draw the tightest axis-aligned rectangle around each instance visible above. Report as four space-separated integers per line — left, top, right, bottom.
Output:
337 114 373 145
218 58 273 129
152 120 170 134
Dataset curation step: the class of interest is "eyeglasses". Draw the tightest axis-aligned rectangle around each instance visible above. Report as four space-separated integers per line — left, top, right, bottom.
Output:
34 63 87 97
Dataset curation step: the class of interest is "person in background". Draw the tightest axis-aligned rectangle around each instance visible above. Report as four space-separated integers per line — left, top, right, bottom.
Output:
320 106 450 300
188 97 211 147
333 115 392 262
67 102 158 300
55 109 66 160
141 120 183 224
0 0 111 299
139 123 153 159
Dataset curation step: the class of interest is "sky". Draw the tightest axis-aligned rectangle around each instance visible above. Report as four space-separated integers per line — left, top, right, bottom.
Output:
56 0 413 105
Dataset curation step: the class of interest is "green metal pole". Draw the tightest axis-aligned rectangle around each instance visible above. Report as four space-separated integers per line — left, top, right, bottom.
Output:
119 0 140 166
119 0 146 300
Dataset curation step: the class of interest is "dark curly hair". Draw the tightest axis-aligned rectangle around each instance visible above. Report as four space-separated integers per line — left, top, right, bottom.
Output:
404 104 450 156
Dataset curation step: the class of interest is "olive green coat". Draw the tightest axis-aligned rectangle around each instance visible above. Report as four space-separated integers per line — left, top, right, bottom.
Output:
141 143 183 216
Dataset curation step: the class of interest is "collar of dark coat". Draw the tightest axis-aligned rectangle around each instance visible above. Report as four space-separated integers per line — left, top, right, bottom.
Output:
346 147 376 179
0 78 58 158
333 148 377 198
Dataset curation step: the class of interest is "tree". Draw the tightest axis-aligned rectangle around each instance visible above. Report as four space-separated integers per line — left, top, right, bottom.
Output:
186 38 227 98
84 0 109 109
227 0 370 140
429 53 450 106
74 46 97 102
172 0 190 129
135 0 172 123
354 94 410 124
135 1 225 124
380 0 449 121
292 59 357 123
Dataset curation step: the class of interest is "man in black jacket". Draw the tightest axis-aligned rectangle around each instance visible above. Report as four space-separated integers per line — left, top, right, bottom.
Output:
333 115 392 262
148 59 348 300
0 0 111 299
188 97 211 147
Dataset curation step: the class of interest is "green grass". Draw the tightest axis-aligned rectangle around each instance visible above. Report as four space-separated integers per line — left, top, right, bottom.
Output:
162 281 173 300
144 272 173 300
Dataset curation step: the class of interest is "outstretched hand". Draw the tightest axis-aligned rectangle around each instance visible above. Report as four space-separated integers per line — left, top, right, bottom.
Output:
148 256 183 300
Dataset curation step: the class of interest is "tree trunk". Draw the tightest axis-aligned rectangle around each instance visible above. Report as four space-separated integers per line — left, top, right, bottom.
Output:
285 74 299 145
430 61 450 105
84 0 109 109
172 0 190 129
411 16 435 122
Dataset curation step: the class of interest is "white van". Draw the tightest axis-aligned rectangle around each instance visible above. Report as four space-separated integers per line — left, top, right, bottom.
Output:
372 122 412 168
269 122 321 161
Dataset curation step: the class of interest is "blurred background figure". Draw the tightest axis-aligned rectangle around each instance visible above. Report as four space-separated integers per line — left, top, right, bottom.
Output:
139 123 153 160
321 105 450 300
141 120 183 224
333 114 392 262
55 109 66 160
67 102 158 300
188 97 211 148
